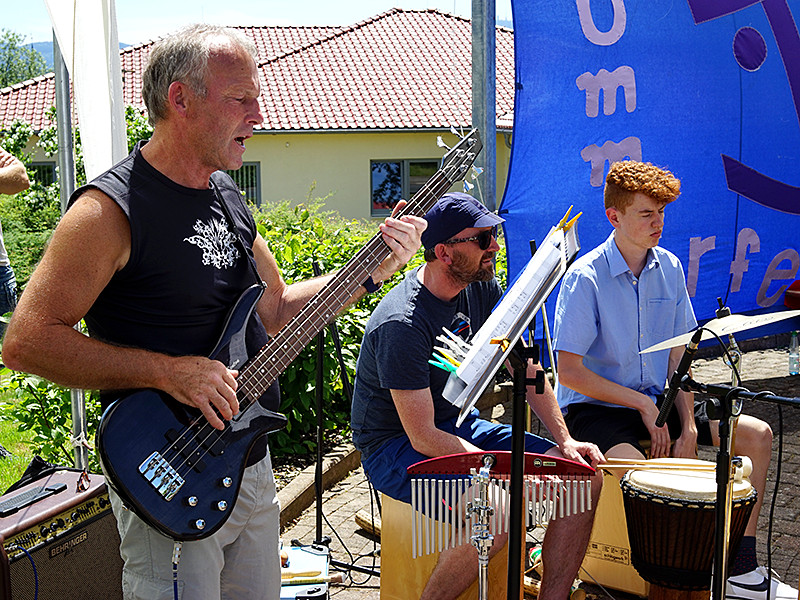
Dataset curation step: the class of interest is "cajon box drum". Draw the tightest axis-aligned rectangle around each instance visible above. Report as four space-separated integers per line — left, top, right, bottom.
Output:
0 470 123 600
379 494 517 600
581 470 650 598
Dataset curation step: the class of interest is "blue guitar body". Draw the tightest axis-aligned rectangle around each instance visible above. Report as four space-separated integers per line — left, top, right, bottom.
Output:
97 284 287 541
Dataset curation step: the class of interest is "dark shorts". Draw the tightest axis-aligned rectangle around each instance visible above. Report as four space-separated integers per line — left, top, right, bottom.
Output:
362 411 555 504
564 396 712 455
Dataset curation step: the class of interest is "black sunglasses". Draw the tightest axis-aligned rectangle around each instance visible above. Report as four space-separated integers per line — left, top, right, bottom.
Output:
443 226 498 251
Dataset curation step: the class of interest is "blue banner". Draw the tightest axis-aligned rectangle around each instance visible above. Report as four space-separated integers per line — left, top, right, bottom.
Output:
501 0 800 340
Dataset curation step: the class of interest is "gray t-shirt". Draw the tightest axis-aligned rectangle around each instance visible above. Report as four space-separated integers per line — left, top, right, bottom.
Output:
351 266 502 460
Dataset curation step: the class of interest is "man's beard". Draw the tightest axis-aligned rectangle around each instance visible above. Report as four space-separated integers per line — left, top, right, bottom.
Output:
448 250 495 286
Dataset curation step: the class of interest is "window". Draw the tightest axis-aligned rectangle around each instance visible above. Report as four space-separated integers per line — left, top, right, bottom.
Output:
29 161 57 186
370 159 439 217
225 162 261 206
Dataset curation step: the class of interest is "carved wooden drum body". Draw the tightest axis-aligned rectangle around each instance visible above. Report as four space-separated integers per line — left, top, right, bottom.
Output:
620 459 756 593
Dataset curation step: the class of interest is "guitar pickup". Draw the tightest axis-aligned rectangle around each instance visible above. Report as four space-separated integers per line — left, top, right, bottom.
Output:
200 430 226 456
139 452 184 501
165 429 208 472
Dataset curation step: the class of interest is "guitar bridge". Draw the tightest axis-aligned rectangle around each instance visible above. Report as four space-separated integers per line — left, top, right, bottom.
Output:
139 452 185 501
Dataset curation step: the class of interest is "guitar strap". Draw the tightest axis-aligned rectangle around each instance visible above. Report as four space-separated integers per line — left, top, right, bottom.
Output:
211 178 266 291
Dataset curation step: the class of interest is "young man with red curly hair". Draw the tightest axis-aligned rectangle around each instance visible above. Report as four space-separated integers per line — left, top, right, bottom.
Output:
554 160 796 600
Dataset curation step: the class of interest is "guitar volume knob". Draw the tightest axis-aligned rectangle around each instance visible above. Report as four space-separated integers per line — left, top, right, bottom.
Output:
216 500 228 512
220 477 233 488
193 519 206 530
187 496 198 507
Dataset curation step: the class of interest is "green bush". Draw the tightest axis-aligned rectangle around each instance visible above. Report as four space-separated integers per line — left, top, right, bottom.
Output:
0 368 103 472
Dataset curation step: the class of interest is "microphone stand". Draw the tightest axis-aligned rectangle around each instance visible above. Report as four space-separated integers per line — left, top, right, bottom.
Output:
676 375 800 600
309 261 379 578
707 300 743 600
505 340 545 600
655 298 745 600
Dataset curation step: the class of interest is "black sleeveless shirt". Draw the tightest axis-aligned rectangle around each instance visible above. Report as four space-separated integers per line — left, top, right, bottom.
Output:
70 141 278 463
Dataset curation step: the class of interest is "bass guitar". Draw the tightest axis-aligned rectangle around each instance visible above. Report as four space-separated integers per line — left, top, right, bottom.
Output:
97 129 482 540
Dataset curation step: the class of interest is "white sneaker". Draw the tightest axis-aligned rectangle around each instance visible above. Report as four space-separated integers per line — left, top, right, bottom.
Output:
727 566 798 600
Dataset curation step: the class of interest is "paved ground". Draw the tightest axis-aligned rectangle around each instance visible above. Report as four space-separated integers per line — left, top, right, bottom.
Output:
279 345 800 599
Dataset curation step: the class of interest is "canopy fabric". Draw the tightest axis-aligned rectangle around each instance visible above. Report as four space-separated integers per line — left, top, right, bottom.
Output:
501 0 800 340
45 0 126 181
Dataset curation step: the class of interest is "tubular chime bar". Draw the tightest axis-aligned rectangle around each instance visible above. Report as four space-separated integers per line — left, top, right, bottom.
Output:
407 451 594 558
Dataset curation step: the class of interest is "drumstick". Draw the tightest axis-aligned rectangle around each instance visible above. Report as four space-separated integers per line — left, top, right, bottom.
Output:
598 460 716 471
606 457 715 469
280 569 322 579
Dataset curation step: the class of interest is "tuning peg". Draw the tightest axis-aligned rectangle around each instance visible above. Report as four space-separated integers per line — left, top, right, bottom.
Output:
471 166 483 179
463 180 474 192
450 125 460 137
436 136 450 149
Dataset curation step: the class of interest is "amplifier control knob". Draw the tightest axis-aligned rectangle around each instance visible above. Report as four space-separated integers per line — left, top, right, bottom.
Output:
193 519 206 530
71 511 79 521
221 477 233 488
40 526 49 537
216 501 228 512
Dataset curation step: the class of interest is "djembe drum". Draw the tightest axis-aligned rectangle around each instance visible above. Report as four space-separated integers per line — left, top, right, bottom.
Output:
620 459 756 600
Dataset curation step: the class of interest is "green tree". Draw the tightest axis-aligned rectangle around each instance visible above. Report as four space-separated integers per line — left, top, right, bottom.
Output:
0 30 47 88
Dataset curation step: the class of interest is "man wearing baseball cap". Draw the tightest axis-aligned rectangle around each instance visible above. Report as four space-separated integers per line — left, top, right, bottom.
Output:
351 192 602 600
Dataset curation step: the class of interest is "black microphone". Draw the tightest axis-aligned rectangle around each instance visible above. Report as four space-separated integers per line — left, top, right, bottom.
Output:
655 327 704 427
715 298 742 384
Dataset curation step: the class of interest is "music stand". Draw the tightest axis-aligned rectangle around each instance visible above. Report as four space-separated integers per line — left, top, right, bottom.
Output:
308 261 379 581
439 217 581 600
505 340 544 600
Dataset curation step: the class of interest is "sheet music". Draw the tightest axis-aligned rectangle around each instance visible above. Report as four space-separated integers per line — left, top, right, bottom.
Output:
443 222 580 425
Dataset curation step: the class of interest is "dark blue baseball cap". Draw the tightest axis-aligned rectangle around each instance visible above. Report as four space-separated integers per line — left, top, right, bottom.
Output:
421 192 505 250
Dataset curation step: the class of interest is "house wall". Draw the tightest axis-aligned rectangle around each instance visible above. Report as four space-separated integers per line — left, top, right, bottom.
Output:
245 130 511 221
19 129 512 221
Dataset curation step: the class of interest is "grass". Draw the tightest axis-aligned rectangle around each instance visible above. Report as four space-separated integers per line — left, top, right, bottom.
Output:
0 417 36 492
0 364 38 492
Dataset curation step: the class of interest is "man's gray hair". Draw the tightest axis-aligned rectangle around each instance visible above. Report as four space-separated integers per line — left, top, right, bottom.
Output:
142 24 258 126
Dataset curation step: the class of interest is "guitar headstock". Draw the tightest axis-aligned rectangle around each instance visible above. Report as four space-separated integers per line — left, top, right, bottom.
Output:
391 128 483 220
439 128 483 189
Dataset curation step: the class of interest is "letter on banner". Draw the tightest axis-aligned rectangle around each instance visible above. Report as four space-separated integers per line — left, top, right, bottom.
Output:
576 66 637 117
576 0 627 46
580 137 642 187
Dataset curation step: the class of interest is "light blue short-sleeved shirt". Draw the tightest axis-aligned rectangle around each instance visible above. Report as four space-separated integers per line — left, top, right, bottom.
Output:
553 233 697 412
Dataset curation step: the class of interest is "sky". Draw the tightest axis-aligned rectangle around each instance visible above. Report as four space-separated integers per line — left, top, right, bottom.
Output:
4 0 513 46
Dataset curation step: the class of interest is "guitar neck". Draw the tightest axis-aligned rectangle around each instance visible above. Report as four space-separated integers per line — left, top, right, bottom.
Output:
234 128 482 405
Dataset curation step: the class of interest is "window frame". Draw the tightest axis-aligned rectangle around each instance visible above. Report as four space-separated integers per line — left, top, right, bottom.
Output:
29 161 57 186
370 158 440 218
225 161 262 206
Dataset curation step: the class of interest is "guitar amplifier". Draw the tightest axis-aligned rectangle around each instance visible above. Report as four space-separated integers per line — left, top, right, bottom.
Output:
0 470 123 600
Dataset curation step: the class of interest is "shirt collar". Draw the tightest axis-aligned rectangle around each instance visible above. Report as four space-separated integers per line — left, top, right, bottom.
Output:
604 232 661 278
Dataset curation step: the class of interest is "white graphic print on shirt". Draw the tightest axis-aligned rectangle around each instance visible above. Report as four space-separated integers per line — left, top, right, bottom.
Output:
184 218 240 269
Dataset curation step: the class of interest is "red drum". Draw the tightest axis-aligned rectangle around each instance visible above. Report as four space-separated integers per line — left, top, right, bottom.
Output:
620 459 756 595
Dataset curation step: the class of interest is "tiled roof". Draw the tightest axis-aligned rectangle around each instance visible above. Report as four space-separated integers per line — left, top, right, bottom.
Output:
1 9 514 133
0 75 57 131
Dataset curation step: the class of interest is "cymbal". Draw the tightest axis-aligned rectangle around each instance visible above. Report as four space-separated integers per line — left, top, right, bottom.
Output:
640 309 800 354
